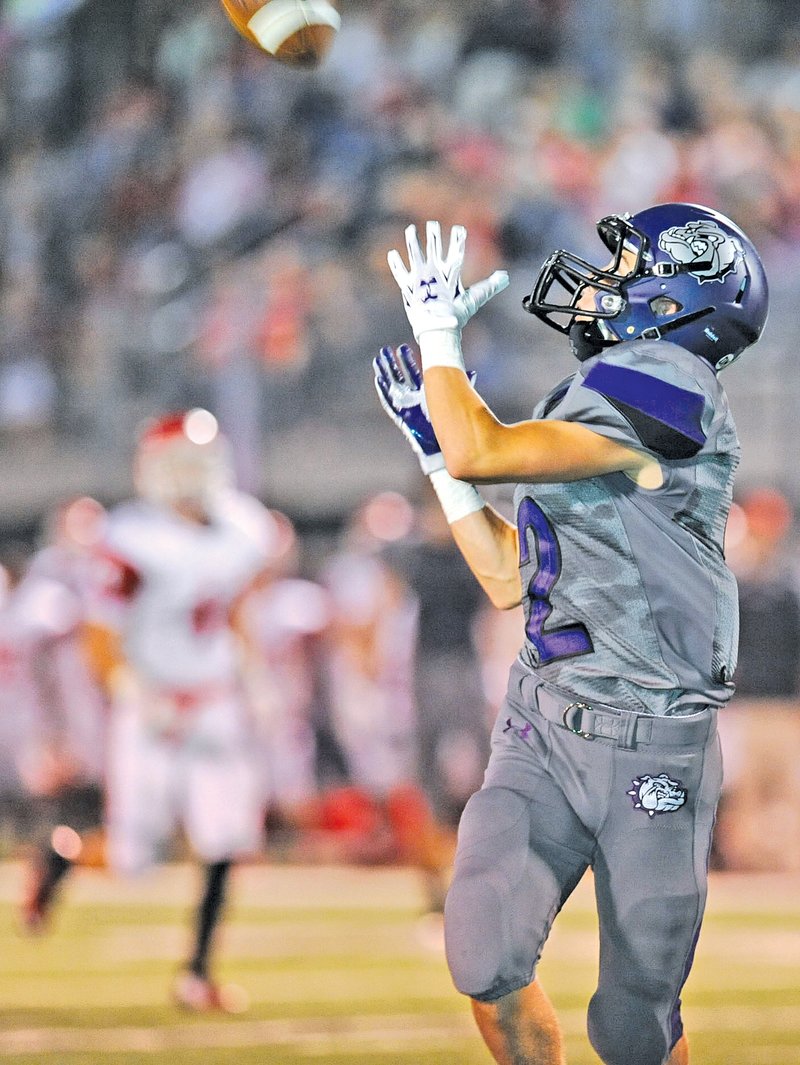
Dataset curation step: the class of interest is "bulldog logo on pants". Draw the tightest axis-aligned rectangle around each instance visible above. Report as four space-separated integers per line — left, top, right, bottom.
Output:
628 773 687 817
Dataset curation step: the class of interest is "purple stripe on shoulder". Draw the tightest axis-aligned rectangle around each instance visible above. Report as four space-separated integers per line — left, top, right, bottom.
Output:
582 362 706 446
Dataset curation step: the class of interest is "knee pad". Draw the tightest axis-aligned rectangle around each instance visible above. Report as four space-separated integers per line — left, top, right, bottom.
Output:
444 787 534 1000
587 989 671 1065
444 870 510 998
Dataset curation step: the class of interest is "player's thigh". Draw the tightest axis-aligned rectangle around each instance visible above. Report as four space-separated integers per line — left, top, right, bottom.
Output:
105 710 177 873
594 734 723 989
183 749 264 863
445 782 592 999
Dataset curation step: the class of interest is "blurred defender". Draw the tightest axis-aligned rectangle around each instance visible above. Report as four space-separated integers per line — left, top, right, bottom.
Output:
321 493 454 920
30 409 277 1012
19 498 108 930
376 208 768 1065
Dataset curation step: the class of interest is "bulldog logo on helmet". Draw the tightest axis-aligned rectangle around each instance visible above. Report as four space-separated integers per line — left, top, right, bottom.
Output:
627 773 687 817
658 220 741 284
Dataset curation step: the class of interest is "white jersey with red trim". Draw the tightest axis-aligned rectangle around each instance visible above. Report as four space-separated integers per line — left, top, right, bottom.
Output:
93 492 276 691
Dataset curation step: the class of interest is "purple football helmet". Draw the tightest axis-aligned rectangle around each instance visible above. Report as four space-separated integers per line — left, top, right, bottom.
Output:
523 203 769 369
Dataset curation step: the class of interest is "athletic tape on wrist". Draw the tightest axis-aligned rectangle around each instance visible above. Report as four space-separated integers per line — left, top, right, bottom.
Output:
418 329 464 371
429 467 485 524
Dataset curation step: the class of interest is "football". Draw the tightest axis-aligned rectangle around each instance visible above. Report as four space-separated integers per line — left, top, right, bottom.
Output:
219 0 341 68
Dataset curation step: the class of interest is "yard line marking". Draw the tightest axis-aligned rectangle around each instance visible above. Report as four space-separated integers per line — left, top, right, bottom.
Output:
0 1014 475 1055
0 1005 799 1056
1 863 798 913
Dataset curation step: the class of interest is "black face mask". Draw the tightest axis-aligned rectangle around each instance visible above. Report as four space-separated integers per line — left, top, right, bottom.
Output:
568 319 612 362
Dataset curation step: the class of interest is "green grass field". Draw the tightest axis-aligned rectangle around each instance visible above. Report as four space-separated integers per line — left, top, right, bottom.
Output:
1 862 798 1064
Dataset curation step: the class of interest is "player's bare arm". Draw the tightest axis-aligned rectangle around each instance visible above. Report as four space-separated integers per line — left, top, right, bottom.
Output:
81 620 126 693
422 363 663 488
392 369 660 611
446 503 521 610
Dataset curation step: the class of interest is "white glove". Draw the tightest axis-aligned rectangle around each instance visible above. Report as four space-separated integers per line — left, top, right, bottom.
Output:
387 222 510 355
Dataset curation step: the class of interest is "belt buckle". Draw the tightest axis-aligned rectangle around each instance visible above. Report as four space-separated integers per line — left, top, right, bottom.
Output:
562 701 595 740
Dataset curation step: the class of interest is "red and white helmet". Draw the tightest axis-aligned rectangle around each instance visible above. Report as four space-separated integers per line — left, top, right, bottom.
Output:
134 409 234 509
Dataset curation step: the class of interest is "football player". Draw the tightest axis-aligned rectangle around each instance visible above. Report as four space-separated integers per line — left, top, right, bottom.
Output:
235 508 328 845
36 409 278 1012
19 497 109 932
320 492 455 922
376 207 768 1065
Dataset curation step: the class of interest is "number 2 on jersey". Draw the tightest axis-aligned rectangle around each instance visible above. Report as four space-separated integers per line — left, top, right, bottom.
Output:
517 497 594 664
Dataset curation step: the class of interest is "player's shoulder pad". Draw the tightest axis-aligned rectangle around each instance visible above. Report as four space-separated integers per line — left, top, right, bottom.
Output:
103 501 148 550
579 340 716 460
213 490 279 554
101 500 169 578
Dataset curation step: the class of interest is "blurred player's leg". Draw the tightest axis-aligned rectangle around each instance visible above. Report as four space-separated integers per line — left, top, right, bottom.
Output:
105 700 176 875
20 795 106 934
384 782 453 915
173 858 248 1014
175 730 262 1012
188 859 231 979
21 825 81 932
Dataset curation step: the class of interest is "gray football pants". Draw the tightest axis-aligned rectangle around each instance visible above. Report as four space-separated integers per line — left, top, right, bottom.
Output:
444 660 722 1065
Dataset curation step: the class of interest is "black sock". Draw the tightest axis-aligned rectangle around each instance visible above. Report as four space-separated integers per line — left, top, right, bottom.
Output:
33 843 73 910
189 860 232 979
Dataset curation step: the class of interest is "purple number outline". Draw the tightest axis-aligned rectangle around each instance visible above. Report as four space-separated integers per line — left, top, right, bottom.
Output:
517 496 594 664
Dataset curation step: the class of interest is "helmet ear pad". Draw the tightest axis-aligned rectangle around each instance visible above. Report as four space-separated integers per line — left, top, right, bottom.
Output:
602 270 709 346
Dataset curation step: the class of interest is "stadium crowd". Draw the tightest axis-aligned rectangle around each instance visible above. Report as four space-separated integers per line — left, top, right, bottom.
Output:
1 0 800 504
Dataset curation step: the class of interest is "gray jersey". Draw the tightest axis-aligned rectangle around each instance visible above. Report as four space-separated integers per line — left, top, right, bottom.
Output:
514 339 739 716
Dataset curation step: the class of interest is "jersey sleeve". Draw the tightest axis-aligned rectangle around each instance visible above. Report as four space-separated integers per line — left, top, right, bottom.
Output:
213 492 280 586
84 507 145 629
550 341 719 460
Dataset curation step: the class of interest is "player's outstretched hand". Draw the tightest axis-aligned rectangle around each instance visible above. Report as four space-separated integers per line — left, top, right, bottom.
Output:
387 221 509 341
374 343 478 475
374 344 444 474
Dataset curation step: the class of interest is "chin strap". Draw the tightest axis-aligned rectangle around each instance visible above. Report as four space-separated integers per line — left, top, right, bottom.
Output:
568 320 614 362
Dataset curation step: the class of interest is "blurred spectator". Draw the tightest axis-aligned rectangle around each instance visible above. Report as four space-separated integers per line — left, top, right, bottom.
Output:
1 0 800 528
0 274 58 436
175 115 271 252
